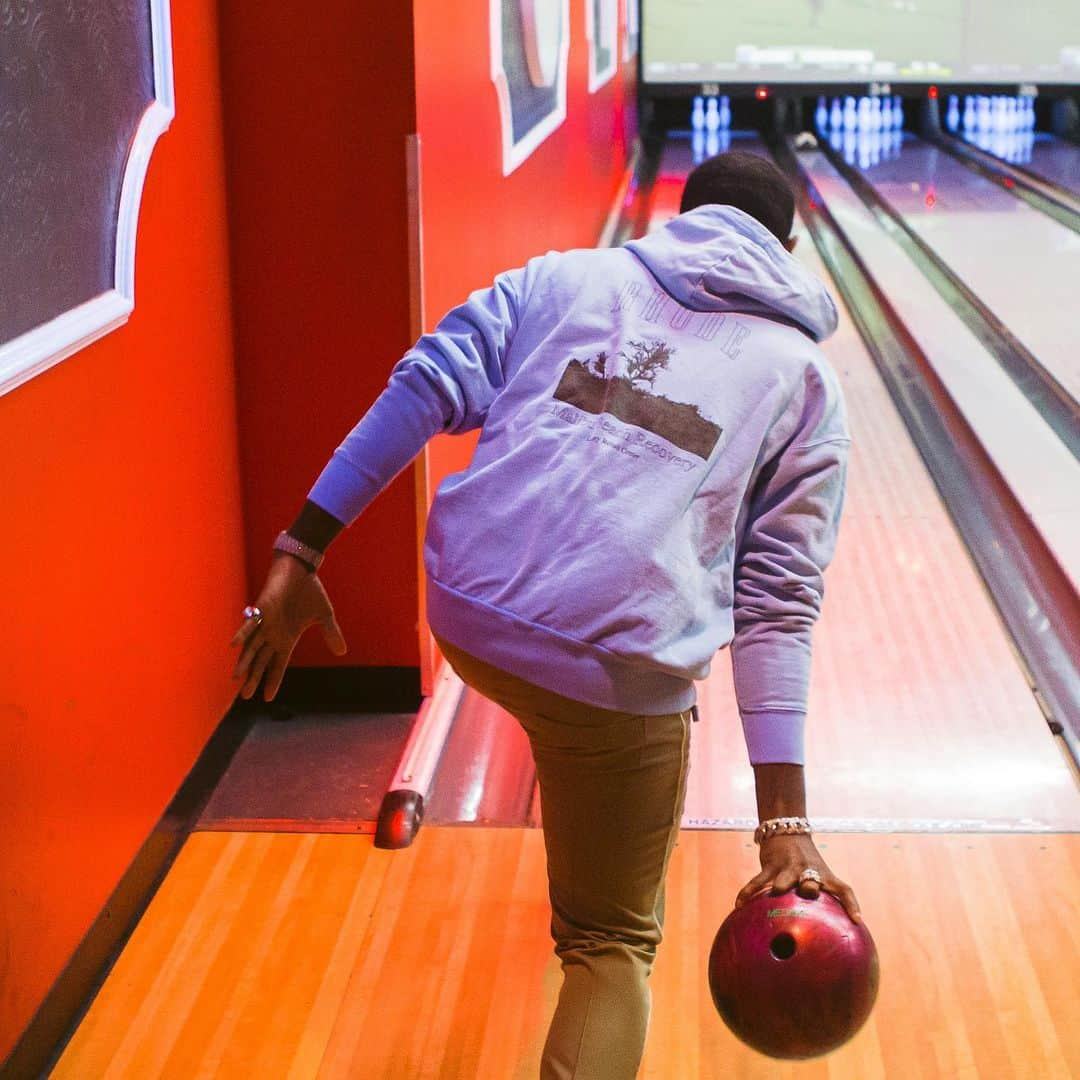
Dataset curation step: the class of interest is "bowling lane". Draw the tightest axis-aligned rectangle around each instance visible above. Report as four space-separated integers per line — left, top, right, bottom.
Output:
650 132 1080 833
843 132 1080 405
794 139 1080 612
960 130 1080 197
1023 135 1080 196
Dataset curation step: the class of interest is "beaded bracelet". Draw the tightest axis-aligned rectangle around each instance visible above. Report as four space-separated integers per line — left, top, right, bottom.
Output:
273 530 323 573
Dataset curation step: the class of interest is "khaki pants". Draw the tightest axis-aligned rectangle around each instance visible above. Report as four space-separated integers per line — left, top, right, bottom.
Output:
433 633 693 1080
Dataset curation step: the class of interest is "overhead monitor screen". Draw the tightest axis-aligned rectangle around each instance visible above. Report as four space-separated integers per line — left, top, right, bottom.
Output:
642 1 1080 84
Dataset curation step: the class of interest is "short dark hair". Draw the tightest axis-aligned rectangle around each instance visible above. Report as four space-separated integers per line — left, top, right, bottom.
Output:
679 150 795 244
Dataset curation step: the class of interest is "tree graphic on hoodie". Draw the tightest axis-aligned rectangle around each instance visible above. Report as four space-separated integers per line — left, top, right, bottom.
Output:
555 337 723 461
620 339 673 390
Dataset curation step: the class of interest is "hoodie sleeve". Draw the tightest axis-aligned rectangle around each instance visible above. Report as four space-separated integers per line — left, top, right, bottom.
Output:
305 257 546 528
731 360 851 767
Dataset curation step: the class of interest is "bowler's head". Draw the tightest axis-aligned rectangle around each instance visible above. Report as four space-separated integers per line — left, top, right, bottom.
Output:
680 150 797 252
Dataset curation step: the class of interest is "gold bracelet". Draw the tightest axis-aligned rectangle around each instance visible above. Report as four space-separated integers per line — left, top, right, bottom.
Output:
754 816 812 845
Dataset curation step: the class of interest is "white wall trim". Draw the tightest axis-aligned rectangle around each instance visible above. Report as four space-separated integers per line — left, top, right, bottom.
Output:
490 0 570 176
622 0 639 62
0 0 175 397
0 292 132 396
587 0 619 93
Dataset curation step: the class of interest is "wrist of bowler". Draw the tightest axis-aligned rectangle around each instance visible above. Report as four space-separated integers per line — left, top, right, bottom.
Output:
735 832 863 924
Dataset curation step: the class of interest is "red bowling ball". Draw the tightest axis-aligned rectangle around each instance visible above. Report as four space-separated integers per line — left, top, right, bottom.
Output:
708 888 880 1059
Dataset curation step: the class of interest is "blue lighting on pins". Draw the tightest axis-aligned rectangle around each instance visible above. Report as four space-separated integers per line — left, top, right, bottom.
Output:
690 95 733 162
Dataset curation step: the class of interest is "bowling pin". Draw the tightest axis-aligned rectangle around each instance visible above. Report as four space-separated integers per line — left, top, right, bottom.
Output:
719 94 731 129
882 95 893 129
705 96 719 132
706 130 721 156
857 96 871 130
963 95 975 131
830 97 842 130
946 95 959 131
815 96 828 132
843 96 857 130
691 95 705 130
893 95 903 128
870 96 882 132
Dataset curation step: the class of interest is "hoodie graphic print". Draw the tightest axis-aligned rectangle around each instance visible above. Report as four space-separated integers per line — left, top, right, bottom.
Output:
306 205 851 765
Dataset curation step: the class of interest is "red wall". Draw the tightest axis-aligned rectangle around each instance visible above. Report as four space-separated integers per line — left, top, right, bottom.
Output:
0 1 635 1060
412 0 638 688
0 2 242 1061
217 4 420 671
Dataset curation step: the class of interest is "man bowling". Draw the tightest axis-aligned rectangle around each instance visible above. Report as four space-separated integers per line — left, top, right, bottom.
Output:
230 150 862 1080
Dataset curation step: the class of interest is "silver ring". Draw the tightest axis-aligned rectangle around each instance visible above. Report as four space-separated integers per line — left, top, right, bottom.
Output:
798 868 823 884
243 605 263 623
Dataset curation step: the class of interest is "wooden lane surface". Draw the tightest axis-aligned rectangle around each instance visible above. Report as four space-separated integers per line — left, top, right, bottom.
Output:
51 827 1080 1079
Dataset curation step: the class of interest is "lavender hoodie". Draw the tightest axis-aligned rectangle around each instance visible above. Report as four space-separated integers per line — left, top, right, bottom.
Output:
307 204 850 765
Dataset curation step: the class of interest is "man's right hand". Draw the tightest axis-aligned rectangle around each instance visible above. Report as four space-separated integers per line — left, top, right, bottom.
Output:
229 554 348 701
734 833 863 924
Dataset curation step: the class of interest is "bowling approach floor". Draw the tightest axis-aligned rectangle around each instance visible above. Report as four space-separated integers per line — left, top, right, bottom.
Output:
50 130 1080 1078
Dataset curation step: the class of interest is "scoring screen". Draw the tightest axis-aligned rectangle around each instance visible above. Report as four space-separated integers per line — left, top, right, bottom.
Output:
642 0 1080 85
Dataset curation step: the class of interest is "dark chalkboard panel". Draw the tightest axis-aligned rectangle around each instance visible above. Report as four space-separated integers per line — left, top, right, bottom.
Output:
0 0 156 348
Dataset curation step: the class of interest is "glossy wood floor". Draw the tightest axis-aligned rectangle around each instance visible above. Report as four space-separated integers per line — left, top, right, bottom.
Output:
51 827 1079 1079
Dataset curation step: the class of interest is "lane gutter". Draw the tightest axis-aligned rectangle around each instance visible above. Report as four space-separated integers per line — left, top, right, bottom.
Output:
938 133 1080 210
927 131 1080 235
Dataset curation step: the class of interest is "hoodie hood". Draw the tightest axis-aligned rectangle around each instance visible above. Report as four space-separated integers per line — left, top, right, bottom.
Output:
624 204 838 343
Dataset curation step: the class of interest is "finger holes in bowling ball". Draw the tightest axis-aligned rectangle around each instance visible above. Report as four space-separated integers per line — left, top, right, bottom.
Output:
770 932 797 960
